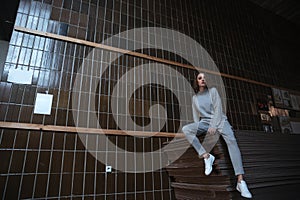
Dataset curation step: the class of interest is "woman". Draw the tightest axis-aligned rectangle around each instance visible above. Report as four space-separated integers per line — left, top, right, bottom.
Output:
182 72 252 198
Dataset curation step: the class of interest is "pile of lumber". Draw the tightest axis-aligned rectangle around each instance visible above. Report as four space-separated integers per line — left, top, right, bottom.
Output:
164 131 300 200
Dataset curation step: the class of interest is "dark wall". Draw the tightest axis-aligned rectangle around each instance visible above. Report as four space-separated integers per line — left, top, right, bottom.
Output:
265 13 300 91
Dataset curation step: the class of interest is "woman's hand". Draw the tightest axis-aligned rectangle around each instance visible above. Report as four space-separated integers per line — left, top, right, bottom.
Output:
207 127 217 134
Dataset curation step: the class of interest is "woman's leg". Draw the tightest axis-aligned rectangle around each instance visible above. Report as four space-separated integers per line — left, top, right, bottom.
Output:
182 121 208 157
220 121 252 198
183 121 217 175
219 121 244 175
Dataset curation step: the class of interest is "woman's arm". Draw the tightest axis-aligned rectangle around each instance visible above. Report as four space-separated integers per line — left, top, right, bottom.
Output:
209 88 223 129
192 95 200 123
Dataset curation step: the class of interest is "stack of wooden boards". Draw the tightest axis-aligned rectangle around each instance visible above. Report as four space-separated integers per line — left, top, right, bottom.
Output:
164 131 300 199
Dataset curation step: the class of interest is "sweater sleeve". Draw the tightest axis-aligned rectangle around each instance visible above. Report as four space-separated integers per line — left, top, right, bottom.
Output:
192 95 200 123
209 88 223 128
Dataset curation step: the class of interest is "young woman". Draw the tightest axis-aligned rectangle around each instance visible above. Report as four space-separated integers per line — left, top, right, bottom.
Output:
182 72 252 198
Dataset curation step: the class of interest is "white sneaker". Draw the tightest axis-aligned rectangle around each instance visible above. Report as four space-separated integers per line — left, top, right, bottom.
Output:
204 154 215 175
236 180 252 198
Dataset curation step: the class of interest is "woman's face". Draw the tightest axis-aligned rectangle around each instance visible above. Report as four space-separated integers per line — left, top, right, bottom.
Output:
197 73 206 88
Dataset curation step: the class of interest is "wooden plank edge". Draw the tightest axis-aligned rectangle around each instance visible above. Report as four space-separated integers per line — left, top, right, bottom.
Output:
0 121 185 138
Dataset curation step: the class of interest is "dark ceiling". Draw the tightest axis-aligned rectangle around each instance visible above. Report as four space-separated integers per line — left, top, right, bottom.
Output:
0 0 299 41
0 0 19 41
249 0 300 26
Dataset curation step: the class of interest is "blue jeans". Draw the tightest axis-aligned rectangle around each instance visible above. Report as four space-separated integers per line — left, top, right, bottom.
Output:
182 120 245 175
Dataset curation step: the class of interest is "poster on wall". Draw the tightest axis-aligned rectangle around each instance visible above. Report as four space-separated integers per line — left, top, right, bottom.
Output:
290 94 300 111
272 88 296 109
281 90 292 109
260 113 271 122
278 116 292 134
262 124 273 133
272 88 284 108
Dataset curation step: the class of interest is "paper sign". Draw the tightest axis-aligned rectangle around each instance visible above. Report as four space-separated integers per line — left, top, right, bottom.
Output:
7 68 33 84
34 93 53 115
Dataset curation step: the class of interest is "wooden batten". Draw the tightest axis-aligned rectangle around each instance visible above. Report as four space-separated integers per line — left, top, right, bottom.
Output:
0 121 184 138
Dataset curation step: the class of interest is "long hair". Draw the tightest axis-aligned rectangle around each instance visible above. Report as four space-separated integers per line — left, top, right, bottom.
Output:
193 72 209 93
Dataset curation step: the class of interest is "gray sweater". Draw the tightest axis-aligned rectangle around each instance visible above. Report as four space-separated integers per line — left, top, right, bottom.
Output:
192 87 227 129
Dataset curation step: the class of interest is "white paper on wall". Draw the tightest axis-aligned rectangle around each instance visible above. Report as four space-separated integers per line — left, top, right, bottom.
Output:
34 93 53 115
7 68 33 84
